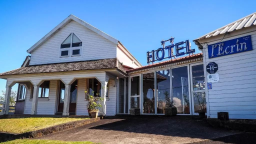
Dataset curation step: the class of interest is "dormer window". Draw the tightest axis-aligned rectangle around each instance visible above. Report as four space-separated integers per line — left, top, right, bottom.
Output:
60 33 82 57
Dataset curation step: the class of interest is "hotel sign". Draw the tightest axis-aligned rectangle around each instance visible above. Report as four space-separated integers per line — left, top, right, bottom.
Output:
147 38 195 64
208 35 252 59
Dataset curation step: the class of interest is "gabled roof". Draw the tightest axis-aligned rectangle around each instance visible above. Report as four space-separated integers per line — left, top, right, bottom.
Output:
27 15 119 53
195 12 256 41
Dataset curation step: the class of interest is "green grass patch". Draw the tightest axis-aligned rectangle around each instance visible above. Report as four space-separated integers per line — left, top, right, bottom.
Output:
2 139 96 144
0 117 87 134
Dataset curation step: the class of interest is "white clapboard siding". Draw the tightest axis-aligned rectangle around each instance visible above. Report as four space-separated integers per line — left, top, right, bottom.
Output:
205 30 256 119
116 47 139 68
30 20 117 65
106 79 116 116
76 79 88 115
37 80 57 115
24 85 32 114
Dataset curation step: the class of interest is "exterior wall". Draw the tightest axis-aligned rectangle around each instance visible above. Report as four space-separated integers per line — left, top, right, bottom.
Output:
76 79 88 115
30 20 117 65
202 30 256 119
24 84 32 114
116 47 139 68
106 79 117 116
37 80 58 115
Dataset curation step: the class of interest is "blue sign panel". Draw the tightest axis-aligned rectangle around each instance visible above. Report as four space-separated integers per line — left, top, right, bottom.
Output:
147 38 195 64
208 35 252 59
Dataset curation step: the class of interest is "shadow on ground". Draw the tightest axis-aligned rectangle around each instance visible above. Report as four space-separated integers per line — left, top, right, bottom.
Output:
39 116 251 144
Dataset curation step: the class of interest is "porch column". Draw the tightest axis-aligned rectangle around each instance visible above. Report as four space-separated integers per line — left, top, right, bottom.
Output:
4 85 12 115
101 81 108 115
63 84 71 116
31 85 39 115
128 76 131 114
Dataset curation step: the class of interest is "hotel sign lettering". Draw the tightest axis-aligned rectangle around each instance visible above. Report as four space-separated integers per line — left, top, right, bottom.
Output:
208 35 252 59
147 38 195 64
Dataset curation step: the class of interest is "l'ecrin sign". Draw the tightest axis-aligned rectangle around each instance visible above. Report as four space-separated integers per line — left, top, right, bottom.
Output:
147 39 195 64
208 35 253 59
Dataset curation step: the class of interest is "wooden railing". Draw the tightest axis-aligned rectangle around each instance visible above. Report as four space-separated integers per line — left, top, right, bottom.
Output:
0 102 16 115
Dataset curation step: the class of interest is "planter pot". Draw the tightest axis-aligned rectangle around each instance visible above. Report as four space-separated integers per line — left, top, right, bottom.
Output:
129 108 140 116
164 107 177 116
90 111 99 118
199 112 206 118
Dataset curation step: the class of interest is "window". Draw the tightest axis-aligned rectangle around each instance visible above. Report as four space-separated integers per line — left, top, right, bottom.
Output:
38 81 50 98
60 33 82 57
89 78 101 97
18 84 26 100
131 76 140 109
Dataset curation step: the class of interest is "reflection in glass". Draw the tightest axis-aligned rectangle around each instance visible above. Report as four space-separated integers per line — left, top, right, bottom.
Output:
131 76 140 109
172 66 190 114
143 73 155 113
193 92 206 113
60 81 65 103
131 97 140 108
156 70 170 114
192 65 205 91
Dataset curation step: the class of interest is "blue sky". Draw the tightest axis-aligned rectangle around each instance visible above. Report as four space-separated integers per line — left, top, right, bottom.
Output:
0 0 255 96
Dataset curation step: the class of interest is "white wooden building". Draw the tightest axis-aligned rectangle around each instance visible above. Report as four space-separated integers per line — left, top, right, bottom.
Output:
1 13 256 119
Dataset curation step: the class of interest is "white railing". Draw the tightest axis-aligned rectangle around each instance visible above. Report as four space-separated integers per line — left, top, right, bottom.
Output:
0 101 5 115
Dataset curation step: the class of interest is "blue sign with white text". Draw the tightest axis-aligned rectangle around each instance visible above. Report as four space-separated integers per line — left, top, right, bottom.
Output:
208 35 252 59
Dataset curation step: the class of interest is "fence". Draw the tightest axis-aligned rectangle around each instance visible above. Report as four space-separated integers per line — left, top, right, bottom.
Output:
0 102 15 115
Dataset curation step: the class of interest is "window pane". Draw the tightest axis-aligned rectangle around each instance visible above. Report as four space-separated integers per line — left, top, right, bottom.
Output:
192 64 205 91
156 70 170 114
193 92 206 113
38 88 42 97
89 78 101 97
131 76 139 96
172 66 190 114
42 88 49 97
62 34 72 44
72 42 82 47
72 49 80 55
143 72 155 114
72 34 82 43
60 88 65 103
131 97 140 108
61 44 71 48
61 51 69 56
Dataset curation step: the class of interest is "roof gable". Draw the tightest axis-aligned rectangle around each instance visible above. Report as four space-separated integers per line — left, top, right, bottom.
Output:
195 12 256 41
27 15 119 53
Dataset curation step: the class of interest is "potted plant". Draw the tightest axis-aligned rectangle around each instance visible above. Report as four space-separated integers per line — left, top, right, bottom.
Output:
85 90 103 118
164 91 177 116
195 93 206 118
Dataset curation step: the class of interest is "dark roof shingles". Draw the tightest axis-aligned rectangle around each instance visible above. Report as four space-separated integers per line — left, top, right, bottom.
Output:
0 58 124 76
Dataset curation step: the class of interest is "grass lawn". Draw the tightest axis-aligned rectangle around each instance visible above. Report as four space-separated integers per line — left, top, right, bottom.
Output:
1 139 96 144
0 117 87 134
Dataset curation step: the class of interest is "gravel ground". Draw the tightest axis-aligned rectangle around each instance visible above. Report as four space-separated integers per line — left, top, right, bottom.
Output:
39 116 239 144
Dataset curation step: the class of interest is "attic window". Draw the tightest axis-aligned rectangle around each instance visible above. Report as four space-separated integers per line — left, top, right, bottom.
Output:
60 33 82 57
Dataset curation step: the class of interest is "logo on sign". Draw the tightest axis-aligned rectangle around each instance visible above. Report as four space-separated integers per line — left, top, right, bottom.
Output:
147 37 195 64
206 62 218 74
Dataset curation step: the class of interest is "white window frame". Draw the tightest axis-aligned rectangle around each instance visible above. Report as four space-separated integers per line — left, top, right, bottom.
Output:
60 33 82 58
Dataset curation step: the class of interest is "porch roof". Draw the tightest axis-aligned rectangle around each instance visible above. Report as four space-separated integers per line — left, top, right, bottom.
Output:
0 58 126 76
127 53 203 74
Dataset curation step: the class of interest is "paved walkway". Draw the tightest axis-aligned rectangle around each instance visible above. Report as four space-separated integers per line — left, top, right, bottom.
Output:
39 116 238 144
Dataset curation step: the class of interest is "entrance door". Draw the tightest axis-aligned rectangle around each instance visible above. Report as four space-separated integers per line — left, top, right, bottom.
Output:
57 80 77 114
190 64 206 115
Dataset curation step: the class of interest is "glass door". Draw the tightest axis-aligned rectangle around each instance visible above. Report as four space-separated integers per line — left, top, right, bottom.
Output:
190 64 206 115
